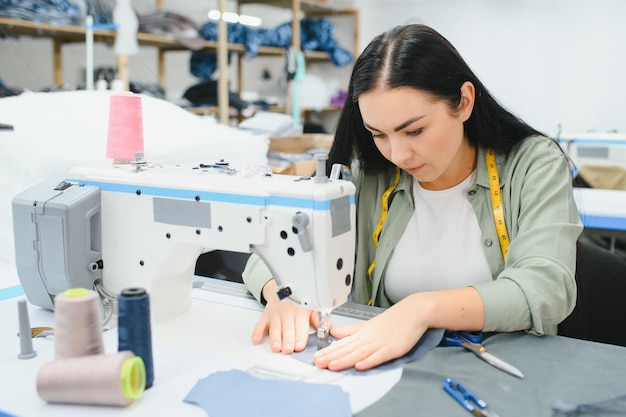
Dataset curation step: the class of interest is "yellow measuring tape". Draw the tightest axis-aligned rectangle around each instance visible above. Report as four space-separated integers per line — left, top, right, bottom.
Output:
367 167 401 305
366 149 509 305
486 148 510 261
371 167 401 249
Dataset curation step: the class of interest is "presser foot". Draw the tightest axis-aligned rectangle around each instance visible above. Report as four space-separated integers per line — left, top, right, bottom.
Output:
317 326 330 350
316 311 331 350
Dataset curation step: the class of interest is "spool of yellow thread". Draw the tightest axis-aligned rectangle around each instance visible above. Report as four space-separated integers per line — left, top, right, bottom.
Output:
36 350 146 406
54 288 104 360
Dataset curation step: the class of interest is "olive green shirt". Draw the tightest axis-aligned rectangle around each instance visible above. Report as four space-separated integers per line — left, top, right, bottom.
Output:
242 136 583 335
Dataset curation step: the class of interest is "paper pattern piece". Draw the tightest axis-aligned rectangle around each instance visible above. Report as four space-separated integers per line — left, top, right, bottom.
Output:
184 369 351 417
292 328 445 376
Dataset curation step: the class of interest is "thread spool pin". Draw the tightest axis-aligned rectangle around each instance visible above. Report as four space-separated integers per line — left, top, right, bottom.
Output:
131 151 147 172
17 300 37 359
314 153 328 184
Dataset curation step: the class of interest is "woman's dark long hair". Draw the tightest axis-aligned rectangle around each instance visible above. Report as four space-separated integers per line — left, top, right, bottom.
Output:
328 24 544 174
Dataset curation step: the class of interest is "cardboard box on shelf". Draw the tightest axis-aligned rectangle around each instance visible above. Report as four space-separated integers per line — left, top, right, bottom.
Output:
269 162 296 175
268 134 334 176
269 134 333 153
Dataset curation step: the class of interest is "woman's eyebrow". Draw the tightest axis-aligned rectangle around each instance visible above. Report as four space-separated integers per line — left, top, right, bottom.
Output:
364 115 426 133
393 115 426 132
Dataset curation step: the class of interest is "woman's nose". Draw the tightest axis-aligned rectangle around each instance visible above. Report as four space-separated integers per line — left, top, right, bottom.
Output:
389 137 413 167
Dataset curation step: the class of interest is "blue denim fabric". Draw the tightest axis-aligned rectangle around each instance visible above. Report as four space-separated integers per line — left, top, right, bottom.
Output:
0 0 82 25
191 17 353 80
0 0 114 25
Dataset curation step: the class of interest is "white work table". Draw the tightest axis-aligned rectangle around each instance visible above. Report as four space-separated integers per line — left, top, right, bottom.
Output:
574 187 626 251
0 278 400 417
574 187 626 231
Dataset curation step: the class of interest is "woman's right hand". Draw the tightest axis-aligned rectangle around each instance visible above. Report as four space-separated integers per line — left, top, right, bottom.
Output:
251 279 317 354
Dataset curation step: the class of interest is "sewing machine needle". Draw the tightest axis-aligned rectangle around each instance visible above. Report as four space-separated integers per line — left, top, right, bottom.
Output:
317 311 331 350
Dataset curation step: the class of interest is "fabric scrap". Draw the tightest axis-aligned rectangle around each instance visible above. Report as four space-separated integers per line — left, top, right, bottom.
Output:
184 369 351 417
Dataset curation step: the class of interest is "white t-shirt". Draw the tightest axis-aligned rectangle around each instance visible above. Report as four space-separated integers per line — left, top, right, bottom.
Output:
384 171 492 303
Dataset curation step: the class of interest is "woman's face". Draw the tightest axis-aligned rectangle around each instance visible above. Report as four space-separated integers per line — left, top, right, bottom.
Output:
358 83 476 190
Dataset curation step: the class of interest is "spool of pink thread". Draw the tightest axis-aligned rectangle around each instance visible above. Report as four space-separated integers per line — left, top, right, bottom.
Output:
106 93 144 163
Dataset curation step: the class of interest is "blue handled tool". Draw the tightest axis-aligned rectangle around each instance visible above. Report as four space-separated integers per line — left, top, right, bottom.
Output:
441 331 524 379
443 377 500 417
442 331 484 346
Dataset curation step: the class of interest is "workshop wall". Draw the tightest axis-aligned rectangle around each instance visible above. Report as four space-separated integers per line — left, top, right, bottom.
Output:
356 0 626 136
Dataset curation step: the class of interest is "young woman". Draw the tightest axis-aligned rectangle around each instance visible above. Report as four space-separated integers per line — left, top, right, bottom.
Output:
242 24 582 371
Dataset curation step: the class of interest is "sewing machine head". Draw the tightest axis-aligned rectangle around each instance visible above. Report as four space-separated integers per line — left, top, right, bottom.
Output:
13 158 356 323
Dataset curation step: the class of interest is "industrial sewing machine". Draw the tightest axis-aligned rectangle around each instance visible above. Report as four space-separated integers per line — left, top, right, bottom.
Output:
12 156 356 341
558 132 626 169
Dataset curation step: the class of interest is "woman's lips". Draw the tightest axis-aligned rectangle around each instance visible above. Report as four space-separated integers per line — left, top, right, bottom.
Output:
406 164 426 176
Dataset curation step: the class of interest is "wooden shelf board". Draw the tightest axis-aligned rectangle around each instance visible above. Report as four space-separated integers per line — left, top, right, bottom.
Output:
0 17 330 59
0 17 113 40
238 0 353 13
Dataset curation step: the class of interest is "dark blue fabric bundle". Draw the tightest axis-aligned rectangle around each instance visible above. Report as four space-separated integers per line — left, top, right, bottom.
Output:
190 17 353 80
0 0 83 25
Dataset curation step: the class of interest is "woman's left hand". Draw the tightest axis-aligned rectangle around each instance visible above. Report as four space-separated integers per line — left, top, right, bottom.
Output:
313 293 431 371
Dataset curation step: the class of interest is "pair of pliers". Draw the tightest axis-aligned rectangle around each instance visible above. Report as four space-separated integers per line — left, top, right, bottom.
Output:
441 331 524 379
443 377 501 417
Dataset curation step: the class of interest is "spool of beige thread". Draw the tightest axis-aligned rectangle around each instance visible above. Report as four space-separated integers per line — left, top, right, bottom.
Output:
54 288 104 359
37 350 146 406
